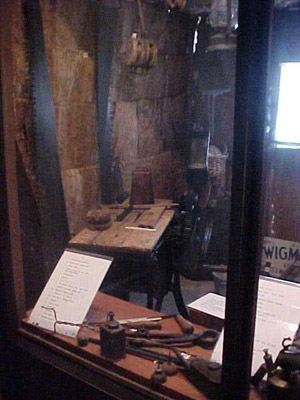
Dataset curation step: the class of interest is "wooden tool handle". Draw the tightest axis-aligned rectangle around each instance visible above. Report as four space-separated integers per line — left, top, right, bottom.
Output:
175 314 194 334
77 326 89 347
126 321 162 330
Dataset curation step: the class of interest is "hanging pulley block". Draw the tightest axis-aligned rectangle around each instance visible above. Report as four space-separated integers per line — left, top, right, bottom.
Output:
125 33 157 74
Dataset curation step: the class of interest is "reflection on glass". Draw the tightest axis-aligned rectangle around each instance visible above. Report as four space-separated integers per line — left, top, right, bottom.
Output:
252 9 300 396
18 0 235 318
275 62 300 145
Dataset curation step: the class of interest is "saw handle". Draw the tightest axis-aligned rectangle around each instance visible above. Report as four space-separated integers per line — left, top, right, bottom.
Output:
175 315 194 334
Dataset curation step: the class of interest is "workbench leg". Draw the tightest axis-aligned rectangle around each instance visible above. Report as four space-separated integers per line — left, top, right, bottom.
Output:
172 271 189 319
146 283 154 309
154 294 163 312
146 260 154 309
154 265 172 312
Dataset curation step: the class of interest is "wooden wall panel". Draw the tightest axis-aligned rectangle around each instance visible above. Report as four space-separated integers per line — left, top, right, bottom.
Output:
41 0 96 54
50 47 95 105
62 166 100 236
136 99 163 159
161 94 188 151
40 0 99 235
113 101 138 163
110 1 192 201
10 0 45 307
55 102 98 170
13 0 192 235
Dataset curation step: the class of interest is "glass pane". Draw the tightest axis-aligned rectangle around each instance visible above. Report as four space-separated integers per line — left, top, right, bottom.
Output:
275 62 300 145
15 0 238 316
255 5 300 394
9 0 254 397
10 0 300 397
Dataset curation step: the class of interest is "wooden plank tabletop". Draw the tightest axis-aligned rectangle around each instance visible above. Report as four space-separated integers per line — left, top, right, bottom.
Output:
69 200 175 256
22 293 262 400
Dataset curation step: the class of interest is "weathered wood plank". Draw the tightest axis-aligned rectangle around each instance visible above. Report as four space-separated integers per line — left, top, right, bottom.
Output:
132 207 166 229
62 166 100 235
69 208 174 255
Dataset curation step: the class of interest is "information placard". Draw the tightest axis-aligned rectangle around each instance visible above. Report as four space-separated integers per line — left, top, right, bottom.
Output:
29 249 113 337
189 277 300 375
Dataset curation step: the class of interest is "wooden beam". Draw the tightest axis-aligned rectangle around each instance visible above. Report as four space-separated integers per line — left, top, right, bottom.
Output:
0 0 26 324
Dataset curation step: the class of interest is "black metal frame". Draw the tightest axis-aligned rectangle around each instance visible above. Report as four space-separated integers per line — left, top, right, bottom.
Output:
222 1 274 399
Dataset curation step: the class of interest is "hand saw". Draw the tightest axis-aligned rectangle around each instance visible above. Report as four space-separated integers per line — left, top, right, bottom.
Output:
25 0 69 271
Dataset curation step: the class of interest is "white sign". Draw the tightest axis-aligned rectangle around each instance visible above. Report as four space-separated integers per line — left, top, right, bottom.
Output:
211 277 300 375
188 293 225 320
262 236 300 277
29 249 113 337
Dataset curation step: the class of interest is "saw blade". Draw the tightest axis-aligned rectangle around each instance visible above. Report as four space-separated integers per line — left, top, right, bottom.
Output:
25 0 69 271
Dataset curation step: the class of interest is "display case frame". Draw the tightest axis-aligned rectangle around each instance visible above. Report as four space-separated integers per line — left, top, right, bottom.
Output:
0 0 274 399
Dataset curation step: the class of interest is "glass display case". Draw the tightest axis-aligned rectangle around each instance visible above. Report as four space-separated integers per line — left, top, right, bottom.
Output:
1 1 299 400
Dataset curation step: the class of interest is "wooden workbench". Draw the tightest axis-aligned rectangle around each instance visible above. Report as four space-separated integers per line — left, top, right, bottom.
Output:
69 200 177 310
69 200 175 256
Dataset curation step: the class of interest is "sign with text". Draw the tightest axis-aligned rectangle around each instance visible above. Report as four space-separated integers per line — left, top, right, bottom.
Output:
211 277 300 376
29 249 113 337
262 236 300 277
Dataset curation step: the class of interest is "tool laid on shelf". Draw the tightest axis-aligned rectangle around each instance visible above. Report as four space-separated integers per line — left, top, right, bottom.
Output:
252 336 300 399
79 328 219 350
109 313 194 331
126 321 162 330
44 308 196 337
74 308 221 397
151 362 167 384
174 314 194 334
116 205 133 222
81 332 222 397
100 312 126 361
116 316 163 324
77 311 218 351
126 329 219 349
